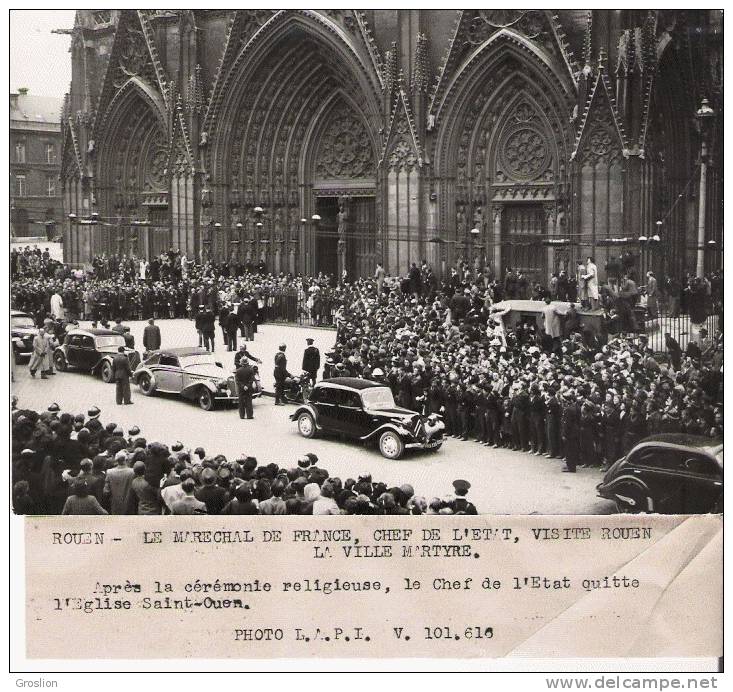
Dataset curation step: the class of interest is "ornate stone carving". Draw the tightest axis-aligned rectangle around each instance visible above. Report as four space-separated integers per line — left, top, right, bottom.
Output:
500 126 550 180
588 127 613 156
466 10 545 45
387 138 418 172
315 102 375 179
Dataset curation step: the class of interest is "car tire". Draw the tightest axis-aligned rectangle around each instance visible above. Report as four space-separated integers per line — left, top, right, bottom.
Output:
197 388 215 411
615 484 650 514
53 351 67 372
138 373 155 396
100 361 113 383
297 411 316 438
379 430 405 460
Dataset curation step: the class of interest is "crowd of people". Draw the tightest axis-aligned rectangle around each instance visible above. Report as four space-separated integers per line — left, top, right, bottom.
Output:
11 403 477 516
11 247 345 328
11 244 723 498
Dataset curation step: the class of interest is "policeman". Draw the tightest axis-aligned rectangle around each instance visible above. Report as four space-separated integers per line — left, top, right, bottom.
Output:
302 337 321 385
451 479 478 515
273 344 291 406
235 358 256 420
560 392 579 472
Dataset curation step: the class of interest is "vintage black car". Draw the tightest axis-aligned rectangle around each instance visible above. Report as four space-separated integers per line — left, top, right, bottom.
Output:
597 434 723 514
11 310 36 361
290 377 445 459
53 328 141 383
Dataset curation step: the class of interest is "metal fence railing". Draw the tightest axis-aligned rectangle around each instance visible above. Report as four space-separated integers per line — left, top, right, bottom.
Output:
636 295 721 354
262 288 339 328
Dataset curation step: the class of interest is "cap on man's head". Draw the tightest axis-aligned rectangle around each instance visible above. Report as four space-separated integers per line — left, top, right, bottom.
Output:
128 426 140 437
452 479 471 495
48 402 60 413
306 338 314 344
88 406 101 418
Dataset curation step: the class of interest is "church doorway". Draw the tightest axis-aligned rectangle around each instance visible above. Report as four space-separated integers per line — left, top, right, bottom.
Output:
314 196 339 278
501 203 547 284
313 195 377 280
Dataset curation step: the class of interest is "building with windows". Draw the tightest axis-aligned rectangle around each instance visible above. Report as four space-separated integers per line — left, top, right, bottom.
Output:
10 89 64 239
61 10 722 279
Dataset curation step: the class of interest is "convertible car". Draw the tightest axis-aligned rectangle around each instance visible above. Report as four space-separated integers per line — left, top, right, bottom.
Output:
132 347 254 410
53 328 141 382
290 377 445 459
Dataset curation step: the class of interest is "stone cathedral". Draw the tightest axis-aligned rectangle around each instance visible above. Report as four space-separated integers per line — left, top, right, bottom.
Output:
61 9 722 282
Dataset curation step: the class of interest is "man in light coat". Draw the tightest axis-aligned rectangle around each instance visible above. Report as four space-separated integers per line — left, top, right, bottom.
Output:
50 291 64 320
29 327 52 379
582 256 599 309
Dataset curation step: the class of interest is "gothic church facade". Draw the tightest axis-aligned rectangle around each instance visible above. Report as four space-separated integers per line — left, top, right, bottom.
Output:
61 9 722 281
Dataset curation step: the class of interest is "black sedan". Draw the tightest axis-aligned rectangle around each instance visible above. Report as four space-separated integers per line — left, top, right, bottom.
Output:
53 328 141 383
11 310 36 361
597 434 723 514
290 377 445 459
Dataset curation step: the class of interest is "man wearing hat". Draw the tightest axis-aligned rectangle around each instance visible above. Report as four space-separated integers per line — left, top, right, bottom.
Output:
235 354 256 420
302 337 321 385
112 346 133 406
273 344 291 406
451 480 477 515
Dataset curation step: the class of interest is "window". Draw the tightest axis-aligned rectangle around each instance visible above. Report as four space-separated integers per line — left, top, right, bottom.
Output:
15 142 25 163
342 391 361 408
46 143 56 164
681 456 722 479
159 355 180 367
46 177 56 197
15 174 26 197
79 336 95 349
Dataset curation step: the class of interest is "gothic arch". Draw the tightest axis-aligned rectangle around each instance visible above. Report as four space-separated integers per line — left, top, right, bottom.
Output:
432 33 575 281
94 80 169 256
205 11 381 268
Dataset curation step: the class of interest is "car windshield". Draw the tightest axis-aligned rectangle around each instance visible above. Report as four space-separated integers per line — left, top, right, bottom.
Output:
361 387 396 409
95 335 126 349
181 355 220 368
11 315 35 328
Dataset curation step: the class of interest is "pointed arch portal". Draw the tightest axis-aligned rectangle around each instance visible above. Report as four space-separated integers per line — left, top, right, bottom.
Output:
209 14 381 276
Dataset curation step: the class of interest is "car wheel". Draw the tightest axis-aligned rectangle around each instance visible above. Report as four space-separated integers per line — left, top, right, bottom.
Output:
53 351 67 372
138 373 155 396
297 412 316 438
615 484 650 514
198 388 215 411
379 430 405 460
100 361 113 383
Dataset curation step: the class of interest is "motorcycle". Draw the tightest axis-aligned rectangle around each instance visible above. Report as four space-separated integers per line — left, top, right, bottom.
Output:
251 365 263 399
282 371 313 404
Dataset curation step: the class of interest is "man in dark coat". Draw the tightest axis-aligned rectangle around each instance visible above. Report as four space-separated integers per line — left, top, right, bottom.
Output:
112 346 133 406
665 332 682 371
274 344 292 405
235 359 255 420
226 309 241 352
302 337 321 385
142 318 161 356
561 394 579 472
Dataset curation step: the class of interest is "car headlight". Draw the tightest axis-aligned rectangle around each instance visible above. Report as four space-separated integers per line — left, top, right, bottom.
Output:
217 381 228 390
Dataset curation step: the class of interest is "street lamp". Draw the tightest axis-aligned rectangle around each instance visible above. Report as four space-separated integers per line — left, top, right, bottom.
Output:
695 97 715 277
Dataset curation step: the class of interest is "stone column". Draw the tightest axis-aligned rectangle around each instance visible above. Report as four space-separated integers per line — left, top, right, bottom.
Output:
544 202 557 282
492 204 503 278
337 239 346 279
